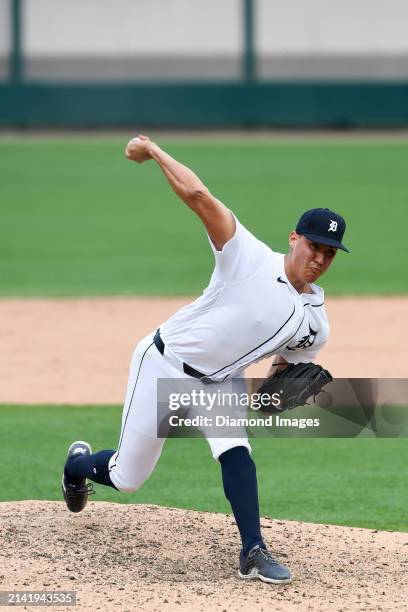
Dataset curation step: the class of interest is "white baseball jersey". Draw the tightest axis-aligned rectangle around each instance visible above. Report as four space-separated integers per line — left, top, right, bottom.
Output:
160 215 329 380
108 214 330 490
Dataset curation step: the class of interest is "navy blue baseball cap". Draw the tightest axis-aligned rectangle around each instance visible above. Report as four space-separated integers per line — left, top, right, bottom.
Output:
296 208 350 252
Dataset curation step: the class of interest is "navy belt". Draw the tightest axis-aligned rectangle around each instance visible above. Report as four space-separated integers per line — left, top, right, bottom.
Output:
153 329 213 383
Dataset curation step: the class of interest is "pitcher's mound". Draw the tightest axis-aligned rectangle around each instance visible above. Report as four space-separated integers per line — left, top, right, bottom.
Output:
0 501 406 611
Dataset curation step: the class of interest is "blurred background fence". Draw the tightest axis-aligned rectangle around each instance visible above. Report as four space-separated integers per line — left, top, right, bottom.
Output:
1 0 408 128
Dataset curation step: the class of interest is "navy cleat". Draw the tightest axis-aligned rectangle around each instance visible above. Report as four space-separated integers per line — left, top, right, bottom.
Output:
61 441 95 513
239 544 292 584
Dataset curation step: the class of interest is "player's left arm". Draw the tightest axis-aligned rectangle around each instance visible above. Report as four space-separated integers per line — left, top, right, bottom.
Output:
266 354 289 376
125 135 235 251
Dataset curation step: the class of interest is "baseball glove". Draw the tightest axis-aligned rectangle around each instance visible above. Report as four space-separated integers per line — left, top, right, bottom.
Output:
256 362 333 414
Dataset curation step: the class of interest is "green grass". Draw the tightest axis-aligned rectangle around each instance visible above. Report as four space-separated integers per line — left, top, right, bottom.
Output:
0 137 407 295
1 404 406 531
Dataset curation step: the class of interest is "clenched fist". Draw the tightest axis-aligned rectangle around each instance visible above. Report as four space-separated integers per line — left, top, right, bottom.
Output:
125 135 153 163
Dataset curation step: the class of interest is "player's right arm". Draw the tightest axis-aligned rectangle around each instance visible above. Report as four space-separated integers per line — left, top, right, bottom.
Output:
125 135 235 251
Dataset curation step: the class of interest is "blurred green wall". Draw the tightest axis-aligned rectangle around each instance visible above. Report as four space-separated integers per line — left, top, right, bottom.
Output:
2 82 408 128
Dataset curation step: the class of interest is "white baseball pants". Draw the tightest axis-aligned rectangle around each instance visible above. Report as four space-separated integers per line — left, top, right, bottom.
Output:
108 332 251 492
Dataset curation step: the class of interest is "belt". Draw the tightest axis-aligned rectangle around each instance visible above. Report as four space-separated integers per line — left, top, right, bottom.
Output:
153 329 214 384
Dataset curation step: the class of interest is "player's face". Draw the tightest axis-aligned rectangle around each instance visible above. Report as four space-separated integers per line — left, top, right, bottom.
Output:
290 233 337 283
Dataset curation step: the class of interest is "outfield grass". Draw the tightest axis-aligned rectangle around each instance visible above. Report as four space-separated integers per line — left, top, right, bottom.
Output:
1 405 406 532
0 138 407 295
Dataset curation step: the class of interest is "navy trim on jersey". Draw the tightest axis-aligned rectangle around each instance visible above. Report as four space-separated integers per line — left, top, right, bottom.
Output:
208 304 297 377
254 309 306 362
303 302 325 308
268 301 325 355
209 298 324 374
110 341 154 470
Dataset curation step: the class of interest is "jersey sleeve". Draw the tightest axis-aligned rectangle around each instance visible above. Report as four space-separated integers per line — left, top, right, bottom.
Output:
207 213 269 282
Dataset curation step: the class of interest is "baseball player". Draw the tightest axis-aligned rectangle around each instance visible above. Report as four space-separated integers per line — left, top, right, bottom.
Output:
62 135 349 584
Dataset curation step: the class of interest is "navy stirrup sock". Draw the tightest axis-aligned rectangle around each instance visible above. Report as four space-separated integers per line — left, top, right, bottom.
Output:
219 446 265 557
65 449 118 490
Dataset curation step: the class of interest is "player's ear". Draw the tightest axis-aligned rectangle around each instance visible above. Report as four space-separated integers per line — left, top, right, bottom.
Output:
288 231 298 250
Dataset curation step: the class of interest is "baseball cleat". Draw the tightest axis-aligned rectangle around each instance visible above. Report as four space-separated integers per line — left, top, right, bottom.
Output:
238 544 292 584
61 441 94 513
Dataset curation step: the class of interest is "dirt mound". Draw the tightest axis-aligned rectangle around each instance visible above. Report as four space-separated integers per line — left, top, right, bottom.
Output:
0 501 407 611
